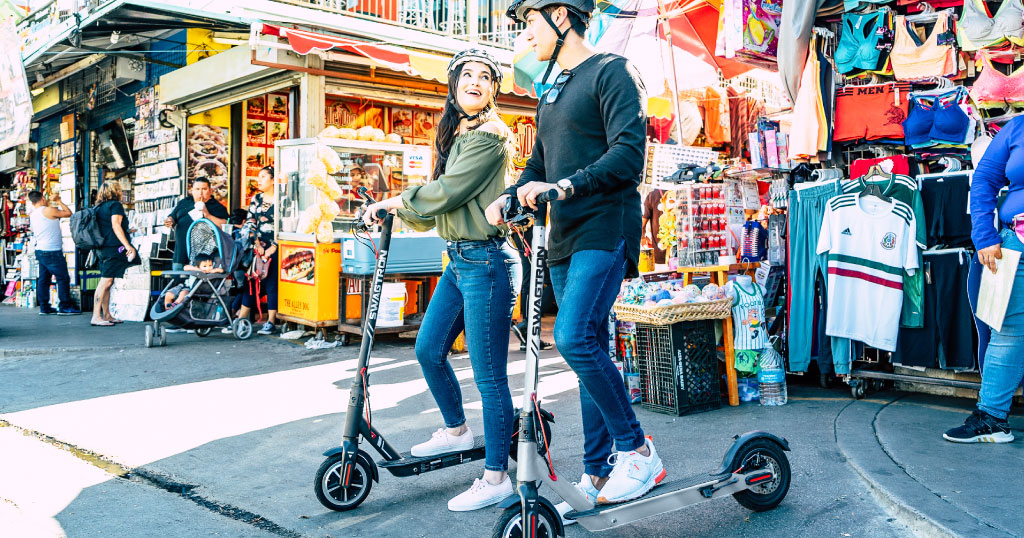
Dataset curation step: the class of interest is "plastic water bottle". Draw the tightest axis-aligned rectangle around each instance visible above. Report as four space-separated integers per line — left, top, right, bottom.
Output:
757 341 787 406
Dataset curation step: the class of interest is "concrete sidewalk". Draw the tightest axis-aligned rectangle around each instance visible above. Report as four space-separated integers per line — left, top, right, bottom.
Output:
836 392 1024 537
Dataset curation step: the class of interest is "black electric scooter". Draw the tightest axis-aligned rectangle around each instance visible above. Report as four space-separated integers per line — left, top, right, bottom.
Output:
492 190 793 537
314 187 554 511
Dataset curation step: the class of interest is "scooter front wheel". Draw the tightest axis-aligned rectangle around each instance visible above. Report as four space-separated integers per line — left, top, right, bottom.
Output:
314 452 373 511
492 504 559 538
731 438 791 512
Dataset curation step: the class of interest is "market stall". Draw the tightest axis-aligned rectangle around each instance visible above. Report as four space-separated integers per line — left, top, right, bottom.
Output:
273 135 444 337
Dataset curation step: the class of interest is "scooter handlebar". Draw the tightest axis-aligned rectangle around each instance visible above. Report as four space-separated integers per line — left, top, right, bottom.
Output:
536 189 559 204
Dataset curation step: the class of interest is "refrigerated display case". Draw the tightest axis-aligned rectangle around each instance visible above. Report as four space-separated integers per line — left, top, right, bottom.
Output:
273 137 443 330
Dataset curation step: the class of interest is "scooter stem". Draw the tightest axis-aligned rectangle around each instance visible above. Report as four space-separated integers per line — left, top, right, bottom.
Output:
515 221 547 482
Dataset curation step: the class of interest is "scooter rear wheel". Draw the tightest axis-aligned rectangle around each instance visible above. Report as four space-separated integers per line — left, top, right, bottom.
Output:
731 438 791 512
314 452 373 511
492 504 558 538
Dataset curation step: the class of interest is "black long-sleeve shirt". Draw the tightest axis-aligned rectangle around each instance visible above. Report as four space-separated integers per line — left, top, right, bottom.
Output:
506 53 647 277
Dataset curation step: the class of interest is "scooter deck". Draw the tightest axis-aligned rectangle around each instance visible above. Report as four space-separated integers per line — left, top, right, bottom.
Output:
564 471 731 521
377 436 487 477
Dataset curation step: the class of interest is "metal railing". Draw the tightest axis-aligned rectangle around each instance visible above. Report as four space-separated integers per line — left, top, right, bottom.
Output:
18 0 108 58
274 0 524 48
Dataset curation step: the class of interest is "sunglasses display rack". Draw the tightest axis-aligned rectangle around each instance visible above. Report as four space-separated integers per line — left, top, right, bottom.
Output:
644 143 719 187
673 182 730 267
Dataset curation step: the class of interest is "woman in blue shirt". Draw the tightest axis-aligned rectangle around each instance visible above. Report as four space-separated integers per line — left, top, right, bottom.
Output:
944 116 1024 443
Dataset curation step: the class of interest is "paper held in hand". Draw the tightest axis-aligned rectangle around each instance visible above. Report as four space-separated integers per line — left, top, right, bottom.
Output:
976 248 1022 332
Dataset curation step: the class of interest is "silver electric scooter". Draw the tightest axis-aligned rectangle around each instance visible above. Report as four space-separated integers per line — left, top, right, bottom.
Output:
493 190 793 537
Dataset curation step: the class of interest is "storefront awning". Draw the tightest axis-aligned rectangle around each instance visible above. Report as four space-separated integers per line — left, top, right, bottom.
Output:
256 23 529 97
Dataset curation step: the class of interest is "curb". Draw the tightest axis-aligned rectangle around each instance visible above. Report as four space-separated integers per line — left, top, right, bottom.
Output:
834 397 1014 538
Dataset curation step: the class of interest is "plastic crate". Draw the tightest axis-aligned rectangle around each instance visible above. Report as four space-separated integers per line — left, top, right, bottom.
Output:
633 320 721 416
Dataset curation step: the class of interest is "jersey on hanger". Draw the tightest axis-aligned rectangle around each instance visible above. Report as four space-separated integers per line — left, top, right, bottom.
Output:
816 194 920 351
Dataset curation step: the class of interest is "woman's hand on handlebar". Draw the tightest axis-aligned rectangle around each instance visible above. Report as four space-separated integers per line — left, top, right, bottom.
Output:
486 194 510 226
361 197 401 227
517 181 564 211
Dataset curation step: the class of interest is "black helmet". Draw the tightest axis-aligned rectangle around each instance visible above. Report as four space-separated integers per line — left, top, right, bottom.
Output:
505 0 594 24
447 48 503 87
505 0 594 102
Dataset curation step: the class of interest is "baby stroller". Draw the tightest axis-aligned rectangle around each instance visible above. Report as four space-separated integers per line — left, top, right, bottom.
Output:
145 218 253 347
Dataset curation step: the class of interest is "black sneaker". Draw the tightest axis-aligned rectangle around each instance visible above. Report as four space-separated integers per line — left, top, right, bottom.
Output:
519 339 554 352
39 309 57 315
58 308 82 316
943 410 1014 443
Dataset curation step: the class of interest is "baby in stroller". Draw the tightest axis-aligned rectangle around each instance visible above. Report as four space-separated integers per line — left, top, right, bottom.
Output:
145 218 255 347
163 253 223 309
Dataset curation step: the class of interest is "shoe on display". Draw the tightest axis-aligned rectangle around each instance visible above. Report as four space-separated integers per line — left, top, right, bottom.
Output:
555 474 601 526
447 476 513 512
411 426 475 457
258 322 276 335
596 438 666 504
943 409 1014 443
58 308 82 316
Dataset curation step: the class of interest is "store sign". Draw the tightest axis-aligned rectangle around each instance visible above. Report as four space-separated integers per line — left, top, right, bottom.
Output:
505 115 536 168
0 19 34 153
403 146 431 176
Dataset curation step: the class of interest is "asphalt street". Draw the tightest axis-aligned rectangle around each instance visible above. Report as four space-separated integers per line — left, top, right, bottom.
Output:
0 308 955 537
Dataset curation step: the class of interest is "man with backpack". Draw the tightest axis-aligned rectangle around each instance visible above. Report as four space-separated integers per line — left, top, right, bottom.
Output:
29 190 81 315
485 0 660 514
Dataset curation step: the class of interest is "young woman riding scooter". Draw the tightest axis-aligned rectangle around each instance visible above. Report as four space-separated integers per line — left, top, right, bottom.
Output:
362 48 523 512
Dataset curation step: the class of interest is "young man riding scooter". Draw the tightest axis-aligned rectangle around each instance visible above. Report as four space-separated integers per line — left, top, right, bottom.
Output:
485 0 664 513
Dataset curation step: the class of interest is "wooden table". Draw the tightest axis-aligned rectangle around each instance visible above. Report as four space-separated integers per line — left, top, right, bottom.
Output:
643 263 760 407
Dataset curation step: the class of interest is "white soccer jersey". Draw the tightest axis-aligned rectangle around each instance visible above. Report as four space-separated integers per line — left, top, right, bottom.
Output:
816 194 919 351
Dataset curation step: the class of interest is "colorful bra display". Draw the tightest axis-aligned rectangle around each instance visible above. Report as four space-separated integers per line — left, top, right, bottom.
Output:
890 12 959 81
836 10 894 75
970 50 1024 108
957 0 1024 51
902 87 972 147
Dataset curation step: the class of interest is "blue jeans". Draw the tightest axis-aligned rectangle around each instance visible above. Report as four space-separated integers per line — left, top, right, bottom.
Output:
549 240 645 477
977 228 1024 420
416 238 521 471
35 250 73 311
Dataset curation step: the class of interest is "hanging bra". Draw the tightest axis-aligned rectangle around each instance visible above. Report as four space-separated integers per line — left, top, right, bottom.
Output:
836 10 891 75
890 12 958 82
902 87 971 147
958 0 1024 51
970 51 1024 108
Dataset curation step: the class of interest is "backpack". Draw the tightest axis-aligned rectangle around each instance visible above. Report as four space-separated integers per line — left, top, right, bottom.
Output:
70 206 106 250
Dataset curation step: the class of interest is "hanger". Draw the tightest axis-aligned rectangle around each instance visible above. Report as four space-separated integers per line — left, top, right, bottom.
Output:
860 178 892 203
905 3 955 23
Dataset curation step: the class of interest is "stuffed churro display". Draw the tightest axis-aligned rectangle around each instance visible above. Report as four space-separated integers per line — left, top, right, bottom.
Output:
274 131 432 242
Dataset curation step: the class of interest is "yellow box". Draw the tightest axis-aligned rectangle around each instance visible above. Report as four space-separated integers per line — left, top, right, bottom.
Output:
278 240 341 324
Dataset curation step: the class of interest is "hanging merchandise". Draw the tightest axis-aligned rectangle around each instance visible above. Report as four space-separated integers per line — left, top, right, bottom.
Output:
676 99 704 146
788 33 835 161
726 278 769 351
816 192 920 352
893 249 975 370
741 220 767 261
717 0 782 70
833 83 912 142
902 87 973 148
701 87 732 145
969 51 1024 109
849 154 911 179
844 0 892 12
767 212 786 265
841 173 927 328
890 12 959 82
957 0 1024 51
918 171 974 248
835 9 895 76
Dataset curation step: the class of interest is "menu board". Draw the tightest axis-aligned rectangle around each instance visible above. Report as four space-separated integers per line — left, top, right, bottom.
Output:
325 97 438 146
187 124 229 203
244 92 289 205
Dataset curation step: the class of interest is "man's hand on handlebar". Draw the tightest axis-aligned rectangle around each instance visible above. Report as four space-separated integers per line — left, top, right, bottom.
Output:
517 181 564 211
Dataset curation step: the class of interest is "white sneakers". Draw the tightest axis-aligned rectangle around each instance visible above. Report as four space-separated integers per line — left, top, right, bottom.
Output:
447 476 514 512
596 438 666 504
411 426 475 457
554 474 600 526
